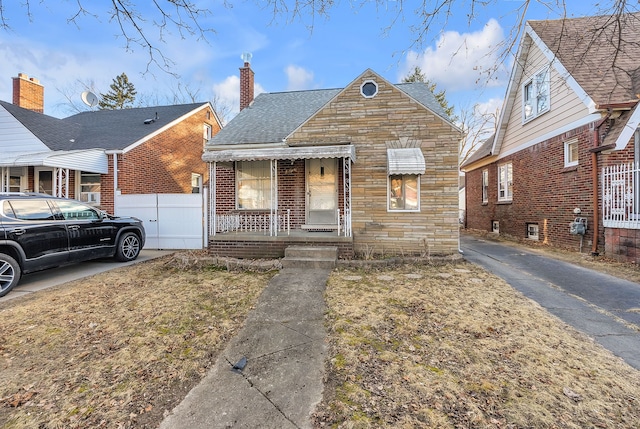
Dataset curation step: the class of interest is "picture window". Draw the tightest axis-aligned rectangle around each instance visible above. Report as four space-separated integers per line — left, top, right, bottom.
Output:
388 174 420 211
237 161 272 209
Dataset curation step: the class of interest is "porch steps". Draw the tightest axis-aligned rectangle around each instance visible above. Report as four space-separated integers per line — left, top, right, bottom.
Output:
281 246 338 269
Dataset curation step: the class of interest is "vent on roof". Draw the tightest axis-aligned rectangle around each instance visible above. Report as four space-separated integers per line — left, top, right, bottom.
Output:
144 112 159 124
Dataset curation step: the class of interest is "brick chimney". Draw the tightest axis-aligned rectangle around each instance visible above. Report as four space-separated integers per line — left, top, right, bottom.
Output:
13 73 44 113
239 53 254 111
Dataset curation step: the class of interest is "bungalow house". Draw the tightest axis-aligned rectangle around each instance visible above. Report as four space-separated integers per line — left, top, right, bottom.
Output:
461 13 640 263
203 63 461 259
1 73 222 214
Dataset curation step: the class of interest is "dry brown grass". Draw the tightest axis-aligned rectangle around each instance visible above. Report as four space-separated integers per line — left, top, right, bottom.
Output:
0 255 273 429
2 245 640 429
313 262 640 428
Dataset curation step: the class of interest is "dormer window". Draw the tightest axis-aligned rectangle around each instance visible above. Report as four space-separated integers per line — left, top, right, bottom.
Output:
523 67 550 122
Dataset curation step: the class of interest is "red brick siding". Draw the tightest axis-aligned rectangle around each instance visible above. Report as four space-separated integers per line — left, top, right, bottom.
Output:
209 239 354 259
99 107 220 213
467 125 600 250
466 123 640 260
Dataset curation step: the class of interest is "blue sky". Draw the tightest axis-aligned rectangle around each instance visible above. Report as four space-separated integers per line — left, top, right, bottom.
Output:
0 1 613 121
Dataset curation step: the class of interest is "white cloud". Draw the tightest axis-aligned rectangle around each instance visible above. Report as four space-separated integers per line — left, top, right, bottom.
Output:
400 19 509 92
285 65 314 91
212 74 266 120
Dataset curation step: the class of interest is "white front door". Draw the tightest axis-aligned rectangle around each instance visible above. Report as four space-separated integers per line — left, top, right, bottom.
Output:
306 158 337 225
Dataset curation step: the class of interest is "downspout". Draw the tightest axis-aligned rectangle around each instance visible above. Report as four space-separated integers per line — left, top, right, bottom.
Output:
591 112 612 256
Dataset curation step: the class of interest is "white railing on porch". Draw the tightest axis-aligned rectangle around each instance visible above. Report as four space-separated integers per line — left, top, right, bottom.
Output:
602 163 640 229
214 209 352 236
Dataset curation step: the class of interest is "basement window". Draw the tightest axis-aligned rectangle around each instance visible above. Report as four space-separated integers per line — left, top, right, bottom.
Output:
527 223 539 240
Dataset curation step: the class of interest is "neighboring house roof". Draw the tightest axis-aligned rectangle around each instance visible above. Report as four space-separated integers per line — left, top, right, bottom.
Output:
460 134 495 169
1 101 213 152
208 70 454 147
62 103 211 151
529 13 640 106
490 13 640 159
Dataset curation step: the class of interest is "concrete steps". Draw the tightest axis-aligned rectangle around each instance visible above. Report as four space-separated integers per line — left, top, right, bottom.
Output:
281 246 338 269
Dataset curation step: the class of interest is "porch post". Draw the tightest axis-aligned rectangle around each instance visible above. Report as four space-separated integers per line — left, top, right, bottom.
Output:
270 159 278 236
211 162 216 237
343 156 352 237
54 168 69 198
0 167 7 192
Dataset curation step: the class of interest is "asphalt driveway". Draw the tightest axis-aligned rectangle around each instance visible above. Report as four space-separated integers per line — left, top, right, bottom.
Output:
461 232 640 370
0 249 173 303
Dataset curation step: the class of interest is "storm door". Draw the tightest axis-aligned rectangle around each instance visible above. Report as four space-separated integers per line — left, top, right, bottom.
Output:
306 158 338 225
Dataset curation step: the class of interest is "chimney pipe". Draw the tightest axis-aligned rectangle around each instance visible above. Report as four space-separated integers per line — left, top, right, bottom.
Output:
13 73 44 113
239 53 254 111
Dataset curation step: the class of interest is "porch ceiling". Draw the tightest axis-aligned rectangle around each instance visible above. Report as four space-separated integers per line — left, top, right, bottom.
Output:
202 144 356 162
0 149 108 173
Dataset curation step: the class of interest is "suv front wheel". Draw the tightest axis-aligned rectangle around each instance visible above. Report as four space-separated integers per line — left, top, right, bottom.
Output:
115 232 141 262
0 254 21 298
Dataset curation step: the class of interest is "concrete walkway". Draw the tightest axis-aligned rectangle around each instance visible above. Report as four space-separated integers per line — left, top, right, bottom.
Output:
461 233 640 370
159 267 329 429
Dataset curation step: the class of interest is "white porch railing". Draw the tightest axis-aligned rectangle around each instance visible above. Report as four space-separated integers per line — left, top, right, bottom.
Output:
602 163 640 229
214 209 352 236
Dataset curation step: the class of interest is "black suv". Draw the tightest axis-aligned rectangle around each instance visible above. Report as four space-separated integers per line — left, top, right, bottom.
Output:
0 193 145 297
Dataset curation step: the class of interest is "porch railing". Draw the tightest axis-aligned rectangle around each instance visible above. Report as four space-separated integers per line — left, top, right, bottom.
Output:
602 162 640 229
214 208 352 236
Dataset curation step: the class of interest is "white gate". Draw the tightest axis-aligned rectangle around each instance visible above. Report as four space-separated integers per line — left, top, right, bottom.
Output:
115 193 207 249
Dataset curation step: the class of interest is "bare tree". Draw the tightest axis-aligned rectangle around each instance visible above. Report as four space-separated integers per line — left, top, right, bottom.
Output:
458 104 499 166
0 0 215 74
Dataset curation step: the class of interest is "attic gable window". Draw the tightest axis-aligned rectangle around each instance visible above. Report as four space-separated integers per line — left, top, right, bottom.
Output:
360 80 378 98
523 67 550 122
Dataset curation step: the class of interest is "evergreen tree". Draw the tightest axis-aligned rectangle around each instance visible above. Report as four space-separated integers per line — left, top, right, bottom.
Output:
99 73 137 110
402 66 457 121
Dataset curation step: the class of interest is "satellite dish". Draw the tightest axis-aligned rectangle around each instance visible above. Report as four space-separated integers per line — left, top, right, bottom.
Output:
81 91 99 108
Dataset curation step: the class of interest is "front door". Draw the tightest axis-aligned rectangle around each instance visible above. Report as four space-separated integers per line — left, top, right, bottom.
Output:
306 158 337 225
35 168 54 195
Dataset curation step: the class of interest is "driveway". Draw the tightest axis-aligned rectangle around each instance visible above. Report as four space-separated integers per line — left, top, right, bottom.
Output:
461 232 640 370
0 249 173 303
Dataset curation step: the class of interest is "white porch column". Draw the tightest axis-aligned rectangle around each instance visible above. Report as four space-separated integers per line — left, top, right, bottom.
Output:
270 159 278 236
210 162 216 236
0 167 8 192
343 156 352 237
54 168 69 198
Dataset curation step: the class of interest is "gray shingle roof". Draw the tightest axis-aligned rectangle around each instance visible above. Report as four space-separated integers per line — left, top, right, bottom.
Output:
63 103 206 150
209 89 342 146
0 100 81 150
209 79 454 146
1 101 207 151
530 13 640 106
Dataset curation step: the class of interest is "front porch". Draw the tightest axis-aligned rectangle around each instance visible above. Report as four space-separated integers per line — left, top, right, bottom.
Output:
208 229 354 259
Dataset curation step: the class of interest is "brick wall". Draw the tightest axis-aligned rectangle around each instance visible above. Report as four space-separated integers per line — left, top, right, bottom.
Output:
466 122 638 258
100 106 220 213
209 239 354 259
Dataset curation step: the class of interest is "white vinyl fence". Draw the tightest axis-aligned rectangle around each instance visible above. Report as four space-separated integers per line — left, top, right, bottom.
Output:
602 163 640 229
115 193 207 249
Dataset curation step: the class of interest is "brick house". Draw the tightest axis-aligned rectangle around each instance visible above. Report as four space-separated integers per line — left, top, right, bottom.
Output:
461 13 640 263
203 63 461 259
0 73 222 214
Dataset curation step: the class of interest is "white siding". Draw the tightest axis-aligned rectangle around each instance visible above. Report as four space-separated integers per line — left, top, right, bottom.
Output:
500 43 592 156
0 105 49 153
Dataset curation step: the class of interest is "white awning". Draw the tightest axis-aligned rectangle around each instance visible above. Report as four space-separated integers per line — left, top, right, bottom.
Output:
202 144 356 163
387 148 425 175
0 149 108 174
